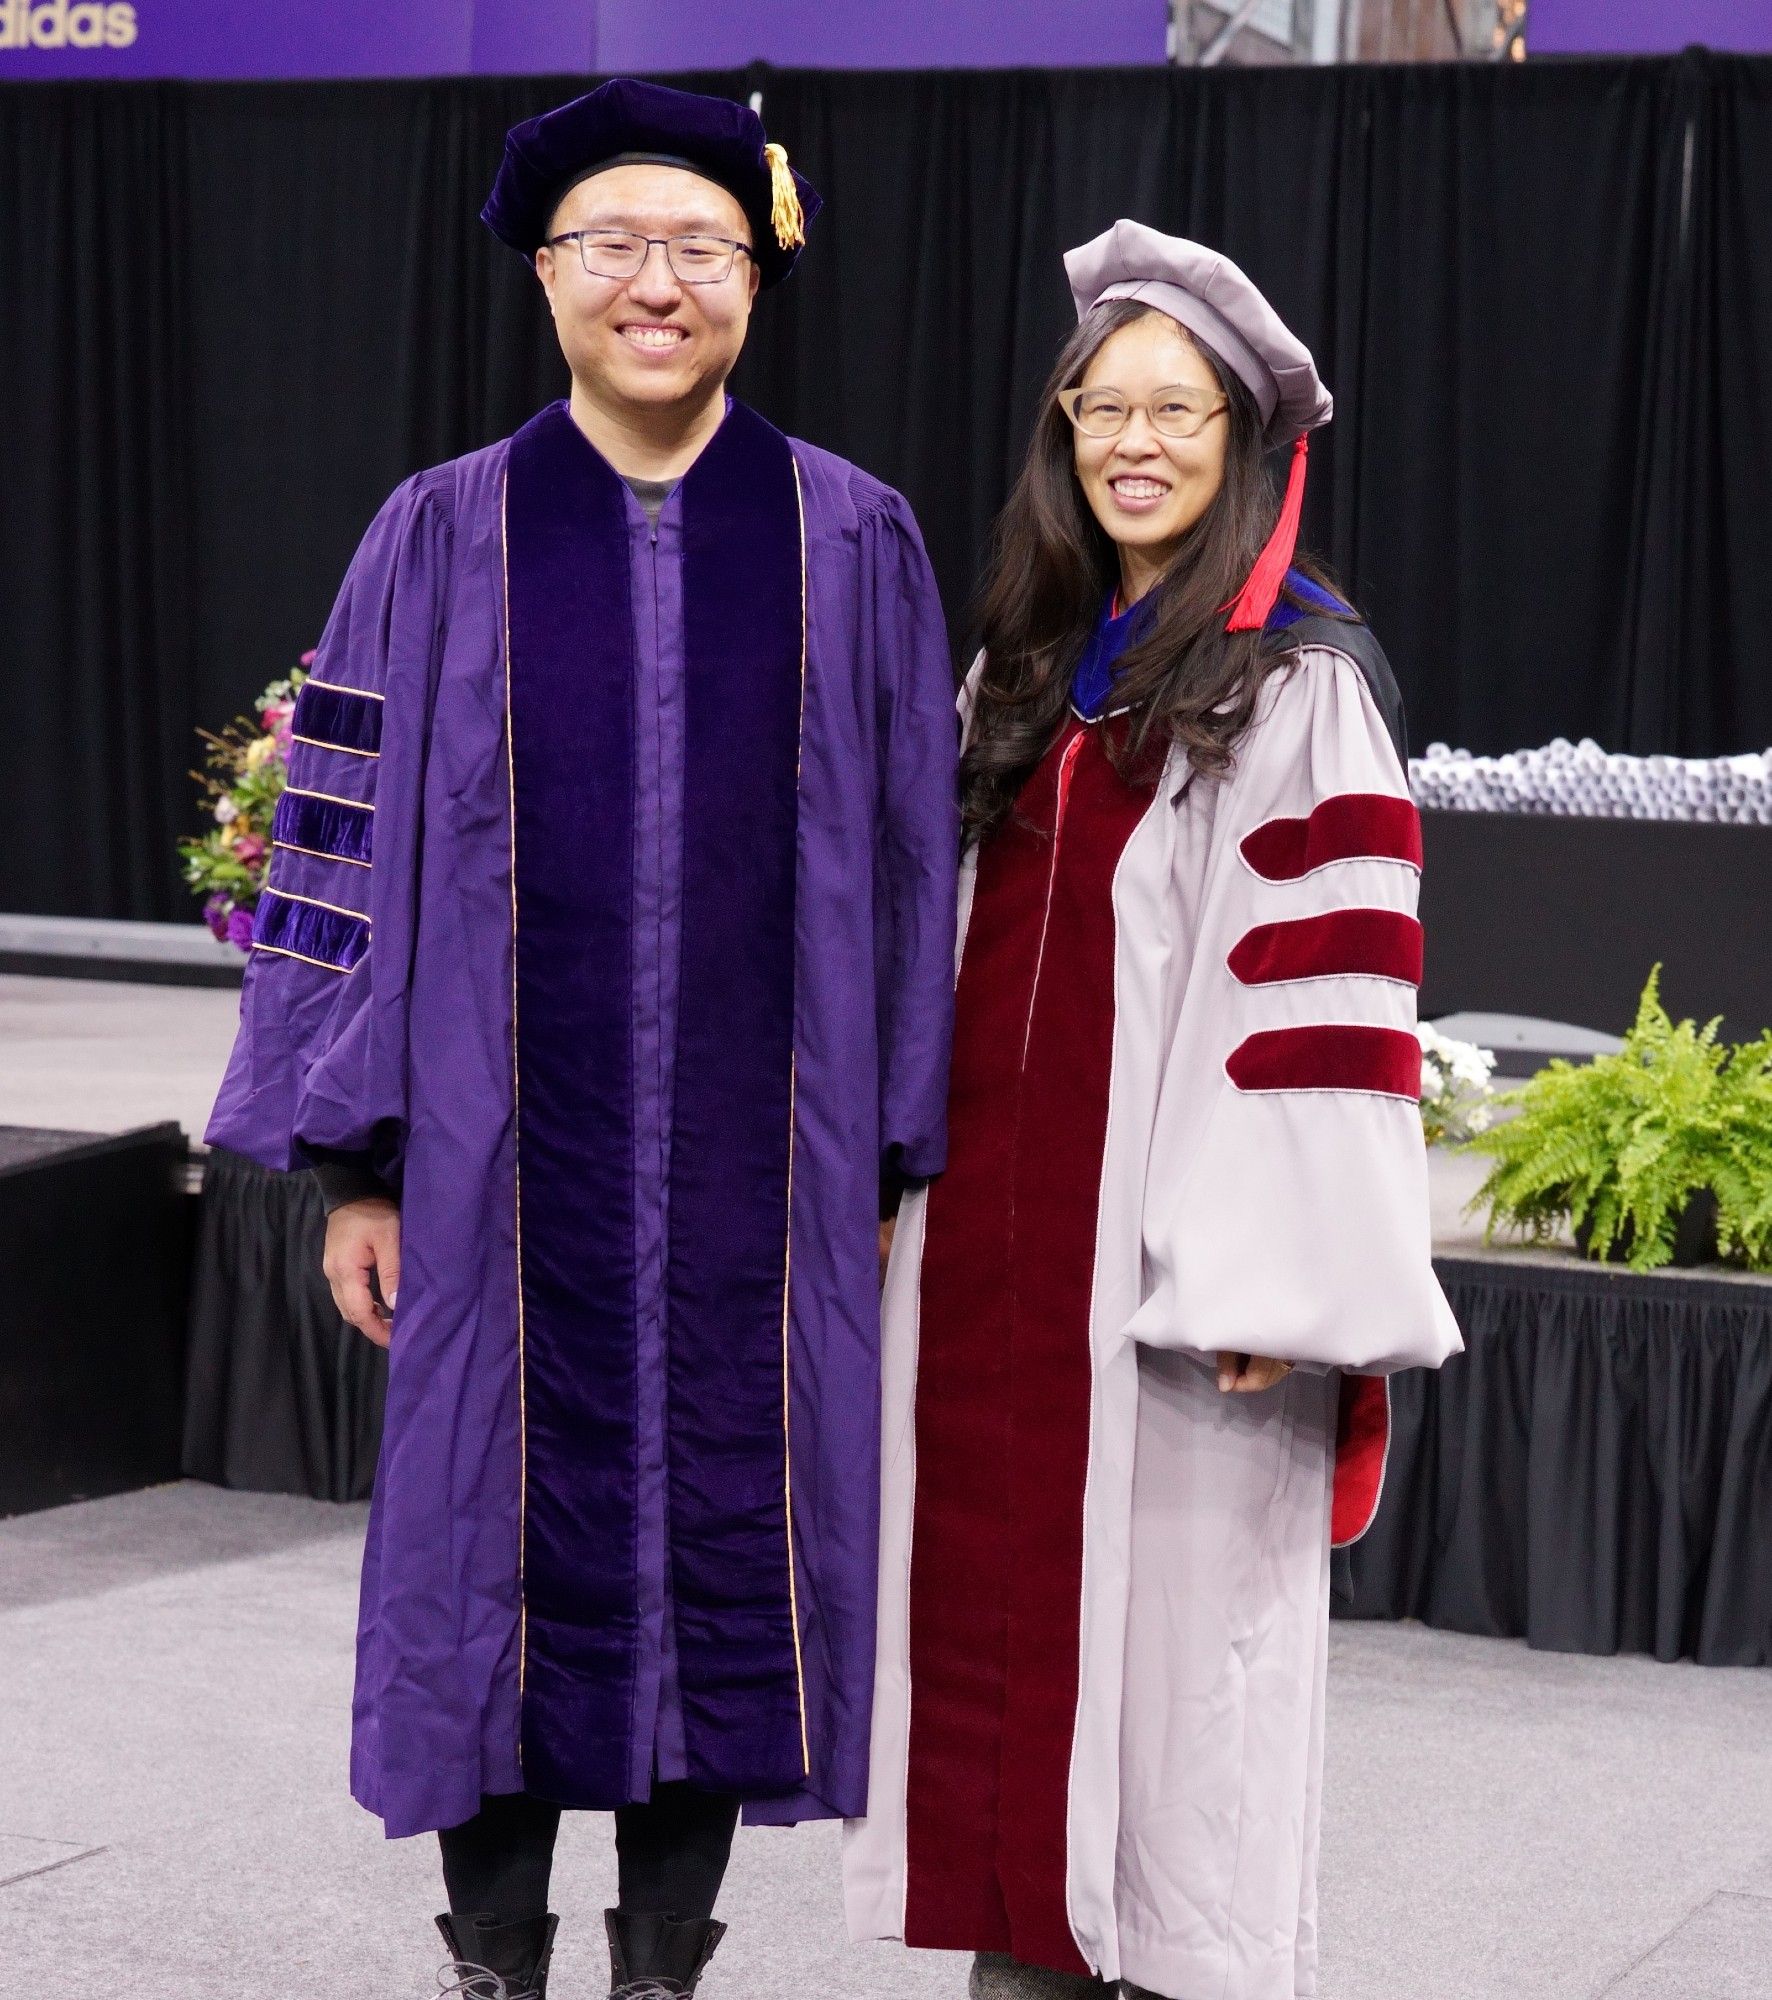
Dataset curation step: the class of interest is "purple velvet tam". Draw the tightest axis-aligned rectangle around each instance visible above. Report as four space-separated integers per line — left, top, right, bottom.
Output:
481 77 823 290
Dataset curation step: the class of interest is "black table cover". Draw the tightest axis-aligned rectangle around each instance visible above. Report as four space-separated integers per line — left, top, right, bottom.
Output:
1341 1252 1772 1667
182 1146 384 1503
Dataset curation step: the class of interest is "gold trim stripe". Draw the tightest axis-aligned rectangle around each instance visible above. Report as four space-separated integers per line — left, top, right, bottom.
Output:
248 940 357 975
283 784 373 812
302 677 385 702
270 837 372 871
782 453 811 1779
261 883 372 924
293 732 379 760
501 464 531 1732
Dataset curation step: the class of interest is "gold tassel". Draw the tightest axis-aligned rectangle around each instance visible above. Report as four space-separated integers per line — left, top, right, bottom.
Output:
763 141 805 251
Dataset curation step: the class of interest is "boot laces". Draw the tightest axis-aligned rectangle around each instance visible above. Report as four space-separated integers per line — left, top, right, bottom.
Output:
612 1983 691 2000
435 1960 541 2000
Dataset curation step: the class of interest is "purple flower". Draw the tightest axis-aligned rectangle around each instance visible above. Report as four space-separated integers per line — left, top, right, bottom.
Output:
203 894 231 942
226 906 256 953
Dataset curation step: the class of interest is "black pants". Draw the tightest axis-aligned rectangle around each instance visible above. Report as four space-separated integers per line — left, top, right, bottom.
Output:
438 1785 740 1923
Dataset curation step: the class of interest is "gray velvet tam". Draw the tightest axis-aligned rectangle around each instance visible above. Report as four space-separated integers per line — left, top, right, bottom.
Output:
1064 218 1332 446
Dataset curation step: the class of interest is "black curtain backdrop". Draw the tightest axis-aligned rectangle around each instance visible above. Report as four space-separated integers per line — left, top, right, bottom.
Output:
2 54 1770 919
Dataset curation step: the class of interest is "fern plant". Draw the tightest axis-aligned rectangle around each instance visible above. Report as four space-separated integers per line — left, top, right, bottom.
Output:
1465 968 1772 1272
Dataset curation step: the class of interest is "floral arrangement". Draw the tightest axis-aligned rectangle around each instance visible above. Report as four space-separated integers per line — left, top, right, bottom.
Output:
1416 1023 1496 1146
1465 968 1772 1272
179 654 312 952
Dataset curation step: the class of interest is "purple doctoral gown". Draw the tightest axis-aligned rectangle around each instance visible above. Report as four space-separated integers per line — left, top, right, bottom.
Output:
206 398 960 1839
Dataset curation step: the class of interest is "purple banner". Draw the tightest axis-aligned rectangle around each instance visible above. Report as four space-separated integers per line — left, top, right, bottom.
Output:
1530 0 1772 54
1 0 485 78
0 0 1166 80
599 0 1166 71
15 4 1764 96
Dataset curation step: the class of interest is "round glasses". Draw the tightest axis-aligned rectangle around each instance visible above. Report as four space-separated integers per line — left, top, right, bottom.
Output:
1056 385 1228 440
546 229 754 285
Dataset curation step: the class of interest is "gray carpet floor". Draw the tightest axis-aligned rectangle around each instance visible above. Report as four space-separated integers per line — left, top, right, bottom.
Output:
0 1483 1767 2000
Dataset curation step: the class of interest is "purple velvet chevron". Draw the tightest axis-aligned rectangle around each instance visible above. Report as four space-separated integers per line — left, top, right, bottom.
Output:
273 788 374 866
252 887 369 970
294 678 384 755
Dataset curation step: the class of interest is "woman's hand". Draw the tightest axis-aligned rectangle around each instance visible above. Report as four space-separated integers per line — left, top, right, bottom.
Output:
1216 1351 1294 1394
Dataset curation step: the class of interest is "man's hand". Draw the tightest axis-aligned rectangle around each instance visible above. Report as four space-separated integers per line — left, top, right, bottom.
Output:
1216 1351 1294 1394
324 1197 402 1349
879 1217 897 1290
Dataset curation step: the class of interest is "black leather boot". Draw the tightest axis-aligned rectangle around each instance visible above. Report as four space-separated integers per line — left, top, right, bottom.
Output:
434 1912 559 1999
605 1909 727 1996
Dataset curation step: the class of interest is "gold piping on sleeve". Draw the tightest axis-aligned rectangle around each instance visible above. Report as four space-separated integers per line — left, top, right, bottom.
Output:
301 677 386 701
260 883 372 923
248 941 358 974
501 466 531 1729
782 454 811 1778
270 838 372 871
283 784 374 812
292 733 380 760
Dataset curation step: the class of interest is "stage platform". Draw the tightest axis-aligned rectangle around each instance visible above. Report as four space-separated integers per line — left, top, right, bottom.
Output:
0 971 242 1156
0 1124 191 1514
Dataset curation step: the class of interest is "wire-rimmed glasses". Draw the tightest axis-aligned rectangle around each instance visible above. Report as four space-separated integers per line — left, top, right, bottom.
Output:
1056 384 1227 440
545 229 755 284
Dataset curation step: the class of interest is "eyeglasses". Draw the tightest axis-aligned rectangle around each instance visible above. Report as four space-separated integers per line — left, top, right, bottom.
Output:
545 229 755 285
1056 385 1228 440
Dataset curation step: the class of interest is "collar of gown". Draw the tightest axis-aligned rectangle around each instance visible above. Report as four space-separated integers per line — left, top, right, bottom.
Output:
1070 591 1150 722
1069 566 1355 722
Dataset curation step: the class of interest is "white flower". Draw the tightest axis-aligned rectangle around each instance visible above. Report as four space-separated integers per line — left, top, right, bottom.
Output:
1449 1043 1496 1089
214 797 239 825
1415 1025 1496 1145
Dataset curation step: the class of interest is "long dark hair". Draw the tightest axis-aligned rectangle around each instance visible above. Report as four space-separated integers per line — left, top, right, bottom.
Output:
962 299 1350 844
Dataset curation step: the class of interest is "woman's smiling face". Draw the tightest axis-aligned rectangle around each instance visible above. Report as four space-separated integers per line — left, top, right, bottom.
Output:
1070 310 1229 585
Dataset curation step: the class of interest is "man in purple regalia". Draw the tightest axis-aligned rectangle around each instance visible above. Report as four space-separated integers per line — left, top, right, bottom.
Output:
205 78 959 2000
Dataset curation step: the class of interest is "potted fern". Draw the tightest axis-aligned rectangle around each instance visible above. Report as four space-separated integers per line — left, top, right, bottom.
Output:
1466 969 1772 1273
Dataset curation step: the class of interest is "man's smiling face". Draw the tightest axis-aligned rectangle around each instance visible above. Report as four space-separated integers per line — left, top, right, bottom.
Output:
536 162 760 419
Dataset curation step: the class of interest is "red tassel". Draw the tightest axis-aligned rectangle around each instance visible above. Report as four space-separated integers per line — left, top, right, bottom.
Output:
1223 431 1311 633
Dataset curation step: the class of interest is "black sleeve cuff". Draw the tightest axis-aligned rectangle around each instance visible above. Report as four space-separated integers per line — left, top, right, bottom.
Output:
312 1155 396 1213
880 1162 934 1222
